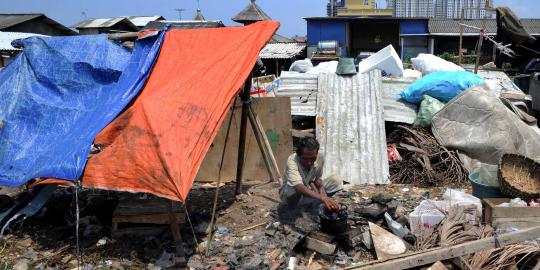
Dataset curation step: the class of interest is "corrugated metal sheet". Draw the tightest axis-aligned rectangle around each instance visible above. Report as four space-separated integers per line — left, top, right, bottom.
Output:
125 16 164 27
259 43 306 59
0 14 41 29
381 77 418 124
0 31 47 51
429 19 540 35
316 71 390 185
143 20 225 30
73 18 126 28
476 70 524 96
276 71 318 116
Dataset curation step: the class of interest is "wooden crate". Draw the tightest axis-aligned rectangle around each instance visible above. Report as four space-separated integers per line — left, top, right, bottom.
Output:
483 198 540 230
112 197 185 233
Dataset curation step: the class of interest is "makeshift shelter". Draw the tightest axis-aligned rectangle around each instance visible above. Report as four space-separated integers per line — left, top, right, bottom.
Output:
82 21 279 202
0 31 165 186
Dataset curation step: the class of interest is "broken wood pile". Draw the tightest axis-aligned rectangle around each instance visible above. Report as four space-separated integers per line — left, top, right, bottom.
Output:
358 205 540 270
387 125 467 186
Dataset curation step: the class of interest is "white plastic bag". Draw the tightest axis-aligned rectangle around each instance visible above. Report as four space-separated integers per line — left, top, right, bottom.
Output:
443 189 482 216
411 53 464 75
289 59 313 73
409 200 448 235
307 61 338 74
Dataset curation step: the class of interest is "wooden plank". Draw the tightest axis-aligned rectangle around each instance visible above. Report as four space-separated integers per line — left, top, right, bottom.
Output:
113 213 185 225
347 226 540 270
247 106 279 182
196 97 293 182
483 199 540 229
249 105 282 179
492 218 540 230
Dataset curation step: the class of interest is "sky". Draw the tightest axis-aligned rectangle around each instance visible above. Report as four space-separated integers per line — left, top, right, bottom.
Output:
0 0 538 37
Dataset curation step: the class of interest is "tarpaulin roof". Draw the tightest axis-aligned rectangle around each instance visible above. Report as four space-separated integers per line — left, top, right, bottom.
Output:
0 32 165 186
82 21 279 202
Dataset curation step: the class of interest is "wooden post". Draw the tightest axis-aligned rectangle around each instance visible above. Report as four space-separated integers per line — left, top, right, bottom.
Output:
235 73 253 195
167 201 184 257
474 3 488 74
458 8 464 65
249 106 281 179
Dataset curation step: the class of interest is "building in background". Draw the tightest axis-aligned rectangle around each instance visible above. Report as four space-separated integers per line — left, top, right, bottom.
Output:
305 16 540 61
435 0 487 19
392 0 434 18
333 0 393 17
0 13 76 36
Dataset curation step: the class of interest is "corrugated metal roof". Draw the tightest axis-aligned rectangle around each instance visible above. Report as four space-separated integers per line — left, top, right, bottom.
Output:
381 77 418 124
316 71 390 185
276 71 318 116
0 31 47 51
270 33 294 43
0 14 42 29
232 0 271 23
429 19 540 35
260 43 305 59
124 16 164 27
143 20 225 30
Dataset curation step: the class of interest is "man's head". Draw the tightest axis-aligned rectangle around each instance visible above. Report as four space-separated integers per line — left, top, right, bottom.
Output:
296 137 320 170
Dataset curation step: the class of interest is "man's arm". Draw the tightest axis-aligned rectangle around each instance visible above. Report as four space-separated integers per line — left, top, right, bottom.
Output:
295 181 339 211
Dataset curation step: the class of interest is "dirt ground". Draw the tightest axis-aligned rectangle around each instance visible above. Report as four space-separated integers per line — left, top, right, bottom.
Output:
0 179 470 270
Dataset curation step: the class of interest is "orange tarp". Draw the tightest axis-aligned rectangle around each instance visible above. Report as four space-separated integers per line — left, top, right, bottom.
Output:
81 21 279 201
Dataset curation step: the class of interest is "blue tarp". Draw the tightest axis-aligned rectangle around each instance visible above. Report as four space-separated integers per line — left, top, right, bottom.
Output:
0 32 165 186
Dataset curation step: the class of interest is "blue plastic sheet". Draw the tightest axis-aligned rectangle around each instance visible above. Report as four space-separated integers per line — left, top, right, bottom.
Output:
400 71 484 104
0 32 165 186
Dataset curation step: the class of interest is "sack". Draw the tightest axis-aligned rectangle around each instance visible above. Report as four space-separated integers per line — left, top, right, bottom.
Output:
289 59 313 73
411 53 464 74
400 71 483 104
413 95 446 128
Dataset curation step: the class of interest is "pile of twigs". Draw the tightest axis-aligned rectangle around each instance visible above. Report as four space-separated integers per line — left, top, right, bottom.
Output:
387 125 467 186
465 244 540 270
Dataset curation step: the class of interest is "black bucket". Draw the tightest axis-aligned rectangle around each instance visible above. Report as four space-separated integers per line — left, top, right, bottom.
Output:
319 204 348 235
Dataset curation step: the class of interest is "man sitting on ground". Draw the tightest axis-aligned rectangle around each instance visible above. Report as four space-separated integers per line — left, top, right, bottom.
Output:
279 137 342 212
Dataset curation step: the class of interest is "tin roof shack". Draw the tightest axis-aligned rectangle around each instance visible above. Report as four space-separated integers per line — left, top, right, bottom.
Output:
73 17 139 35
0 14 76 36
0 31 47 68
260 43 307 76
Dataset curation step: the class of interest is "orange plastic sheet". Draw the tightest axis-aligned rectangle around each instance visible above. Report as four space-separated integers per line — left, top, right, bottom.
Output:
81 21 279 201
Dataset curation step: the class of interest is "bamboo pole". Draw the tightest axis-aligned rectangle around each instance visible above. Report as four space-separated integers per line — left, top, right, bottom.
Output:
235 74 253 195
458 8 464 65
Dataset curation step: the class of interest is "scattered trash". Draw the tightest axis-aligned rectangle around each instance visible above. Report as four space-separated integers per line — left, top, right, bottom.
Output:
384 212 406 238
412 95 445 128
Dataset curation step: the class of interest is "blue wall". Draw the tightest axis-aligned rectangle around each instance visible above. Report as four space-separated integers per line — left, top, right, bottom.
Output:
307 20 348 46
400 19 429 35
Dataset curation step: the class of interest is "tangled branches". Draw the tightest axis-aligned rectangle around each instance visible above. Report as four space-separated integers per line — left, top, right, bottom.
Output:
388 125 467 187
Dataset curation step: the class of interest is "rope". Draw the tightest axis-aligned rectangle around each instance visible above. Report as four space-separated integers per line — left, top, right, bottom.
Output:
75 182 81 270
182 202 198 246
205 99 237 256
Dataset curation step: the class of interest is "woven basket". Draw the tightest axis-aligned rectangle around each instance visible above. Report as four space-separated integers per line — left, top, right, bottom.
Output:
498 154 540 199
